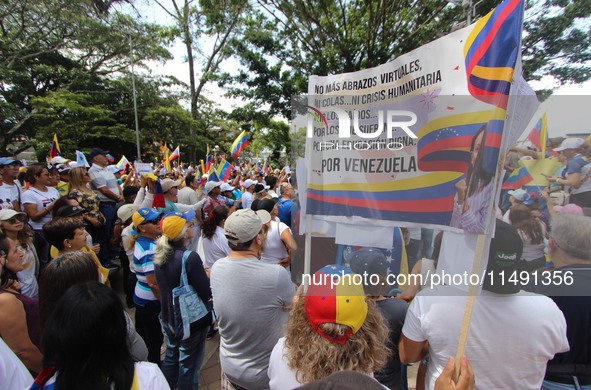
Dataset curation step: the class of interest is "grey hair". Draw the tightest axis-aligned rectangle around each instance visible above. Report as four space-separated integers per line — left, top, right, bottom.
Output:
551 213 591 260
153 225 188 266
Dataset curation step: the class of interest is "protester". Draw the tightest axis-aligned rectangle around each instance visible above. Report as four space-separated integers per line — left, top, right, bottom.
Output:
0 209 39 298
132 208 164 364
37 251 148 361
32 282 169 389
42 215 110 284
241 179 255 210
115 203 140 308
88 147 123 269
508 204 547 272
157 178 183 214
68 166 106 241
201 205 230 273
256 198 297 267
178 174 200 205
547 138 589 207
202 181 225 217
0 235 42 374
55 162 71 196
348 248 409 389
525 214 591 389
268 264 389 389
210 208 294 389
277 183 299 229
400 219 569 389
0 157 23 211
21 163 59 267
153 211 212 389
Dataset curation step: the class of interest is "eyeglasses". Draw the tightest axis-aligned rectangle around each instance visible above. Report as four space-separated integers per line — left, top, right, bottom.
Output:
4 215 25 224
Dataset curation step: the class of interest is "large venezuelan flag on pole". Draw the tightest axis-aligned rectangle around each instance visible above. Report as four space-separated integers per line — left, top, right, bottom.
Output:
216 159 233 182
302 0 526 236
231 130 249 158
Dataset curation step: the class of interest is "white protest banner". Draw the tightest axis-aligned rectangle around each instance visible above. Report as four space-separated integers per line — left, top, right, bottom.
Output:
297 0 527 237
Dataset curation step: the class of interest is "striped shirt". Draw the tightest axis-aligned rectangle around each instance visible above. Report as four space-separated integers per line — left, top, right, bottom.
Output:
133 236 158 306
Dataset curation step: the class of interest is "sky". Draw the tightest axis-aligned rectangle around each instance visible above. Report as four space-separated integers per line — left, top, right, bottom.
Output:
126 1 591 140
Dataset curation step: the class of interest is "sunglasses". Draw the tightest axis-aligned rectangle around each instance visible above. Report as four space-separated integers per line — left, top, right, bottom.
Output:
142 218 162 225
4 215 25 224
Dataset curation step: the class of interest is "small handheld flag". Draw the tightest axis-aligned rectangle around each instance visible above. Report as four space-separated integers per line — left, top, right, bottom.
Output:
115 155 130 171
231 130 249 159
216 159 232 182
169 146 180 162
49 134 61 159
152 179 166 208
75 150 90 168
526 113 548 157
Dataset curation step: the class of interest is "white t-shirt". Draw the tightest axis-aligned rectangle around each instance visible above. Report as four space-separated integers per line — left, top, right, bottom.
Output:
268 337 304 389
518 222 547 262
177 186 199 205
242 191 253 210
122 224 136 273
26 361 170 389
261 221 290 265
402 285 569 390
0 180 21 203
1 338 33 389
0 184 16 210
202 226 230 269
21 187 59 230
16 243 38 299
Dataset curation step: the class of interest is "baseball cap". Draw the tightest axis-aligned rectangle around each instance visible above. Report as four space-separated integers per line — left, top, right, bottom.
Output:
132 208 163 227
89 147 109 160
224 208 271 245
50 156 69 165
56 206 88 218
554 203 584 216
554 137 585 152
0 209 26 221
56 163 71 174
508 188 533 206
220 183 235 192
161 178 182 193
348 248 389 277
305 265 368 344
117 204 139 222
204 181 222 195
483 219 523 294
254 183 269 194
160 210 196 240
243 179 255 189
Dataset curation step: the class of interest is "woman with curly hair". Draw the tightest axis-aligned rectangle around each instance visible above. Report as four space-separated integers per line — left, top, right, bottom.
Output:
267 265 389 389
508 204 547 272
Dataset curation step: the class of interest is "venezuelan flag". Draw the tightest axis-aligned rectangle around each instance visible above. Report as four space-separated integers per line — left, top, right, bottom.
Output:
526 114 548 156
115 155 130 171
169 146 180 162
152 179 165 208
207 165 219 182
216 159 232 182
49 134 61 159
464 0 524 109
205 145 211 173
231 130 249 158
501 159 533 190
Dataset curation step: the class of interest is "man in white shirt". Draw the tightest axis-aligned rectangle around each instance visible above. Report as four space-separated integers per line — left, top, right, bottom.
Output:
400 220 569 389
0 157 23 211
241 179 255 210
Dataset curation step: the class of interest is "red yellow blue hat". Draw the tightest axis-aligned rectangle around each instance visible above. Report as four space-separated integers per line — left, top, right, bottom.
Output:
304 265 368 344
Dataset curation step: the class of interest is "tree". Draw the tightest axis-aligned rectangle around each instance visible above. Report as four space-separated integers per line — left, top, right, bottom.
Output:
154 0 248 160
0 0 172 153
222 0 591 122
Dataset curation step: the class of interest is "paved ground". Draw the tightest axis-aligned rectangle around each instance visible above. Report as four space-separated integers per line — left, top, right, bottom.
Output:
111 268 418 390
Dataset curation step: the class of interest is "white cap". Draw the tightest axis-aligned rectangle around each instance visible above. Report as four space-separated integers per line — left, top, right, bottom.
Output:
224 209 271 245
0 209 26 221
50 156 70 165
160 178 182 192
243 179 255 189
220 183 235 192
204 181 222 194
554 137 585 152
117 204 139 222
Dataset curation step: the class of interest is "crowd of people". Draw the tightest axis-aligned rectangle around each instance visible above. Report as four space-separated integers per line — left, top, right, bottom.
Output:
0 136 589 390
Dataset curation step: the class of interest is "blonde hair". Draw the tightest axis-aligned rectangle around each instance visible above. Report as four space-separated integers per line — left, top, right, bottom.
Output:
284 298 390 384
153 226 188 266
69 167 92 193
